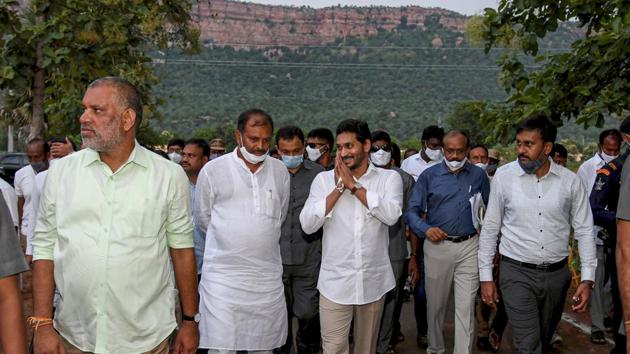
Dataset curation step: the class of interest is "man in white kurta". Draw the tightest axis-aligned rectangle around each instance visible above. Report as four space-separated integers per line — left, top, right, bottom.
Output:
195 109 290 353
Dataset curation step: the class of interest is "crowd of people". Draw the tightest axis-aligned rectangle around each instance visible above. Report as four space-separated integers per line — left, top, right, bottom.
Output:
1 76 630 354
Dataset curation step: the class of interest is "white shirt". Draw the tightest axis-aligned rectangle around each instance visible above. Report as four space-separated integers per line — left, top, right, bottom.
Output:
25 171 47 255
478 159 597 282
0 178 18 227
401 152 439 181
300 164 403 305
14 165 35 234
195 150 290 350
577 154 607 246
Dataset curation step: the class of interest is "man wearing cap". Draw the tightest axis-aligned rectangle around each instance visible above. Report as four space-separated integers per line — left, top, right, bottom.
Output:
486 149 500 179
209 138 226 160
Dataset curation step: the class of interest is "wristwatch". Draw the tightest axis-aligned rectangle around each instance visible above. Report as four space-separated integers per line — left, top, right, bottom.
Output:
350 182 363 195
183 313 201 323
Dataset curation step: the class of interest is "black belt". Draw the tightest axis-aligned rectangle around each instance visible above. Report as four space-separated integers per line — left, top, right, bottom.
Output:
445 233 477 243
500 255 567 272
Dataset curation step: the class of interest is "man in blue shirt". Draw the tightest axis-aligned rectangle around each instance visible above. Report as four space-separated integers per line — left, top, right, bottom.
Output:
181 138 210 279
405 130 490 354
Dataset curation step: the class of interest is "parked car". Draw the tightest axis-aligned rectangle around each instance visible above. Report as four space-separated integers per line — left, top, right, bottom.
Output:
0 152 29 186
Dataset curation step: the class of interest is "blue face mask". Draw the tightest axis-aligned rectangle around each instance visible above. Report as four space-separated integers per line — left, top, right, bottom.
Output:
281 154 303 169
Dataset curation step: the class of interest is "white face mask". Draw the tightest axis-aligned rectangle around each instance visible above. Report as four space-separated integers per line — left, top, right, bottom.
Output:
306 145 323 162
475 162 488 171
445 157 467 171
370 149 392 167
600 152 618 163
239 136 268 164
168 152 182 164
425 147 443 162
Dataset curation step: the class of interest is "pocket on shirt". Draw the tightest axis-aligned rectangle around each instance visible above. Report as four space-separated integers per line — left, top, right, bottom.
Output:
263 192 282 220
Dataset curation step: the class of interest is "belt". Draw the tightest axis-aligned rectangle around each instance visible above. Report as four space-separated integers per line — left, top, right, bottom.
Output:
500 255 567 272
445 233 477 243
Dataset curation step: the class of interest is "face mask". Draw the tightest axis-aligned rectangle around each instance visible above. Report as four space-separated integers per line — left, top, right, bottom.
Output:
475 162 488 171
239 136 268 164
209 153 220 161
445 157 467 171
486 162 498 174
168 152 182 164
518 152 546 174
600 152 618 163
281 154 303 169
31 161 48 173
306 145 322 162
370 149 392 167
425 147 443 162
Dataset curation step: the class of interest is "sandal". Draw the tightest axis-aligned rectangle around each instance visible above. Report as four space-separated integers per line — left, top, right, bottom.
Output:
489 329 502 353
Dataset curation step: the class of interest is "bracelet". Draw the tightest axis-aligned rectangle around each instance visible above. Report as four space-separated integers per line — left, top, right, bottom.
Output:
625 320 630 325
27 317 54 330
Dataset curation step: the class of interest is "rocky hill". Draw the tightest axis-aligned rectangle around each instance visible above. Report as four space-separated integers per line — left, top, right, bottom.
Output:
192 0 467 49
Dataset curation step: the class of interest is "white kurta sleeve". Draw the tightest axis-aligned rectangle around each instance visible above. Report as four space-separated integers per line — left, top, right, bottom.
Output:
279 169 290 224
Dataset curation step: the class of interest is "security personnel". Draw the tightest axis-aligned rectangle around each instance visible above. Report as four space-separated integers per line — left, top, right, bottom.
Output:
590 117 630 354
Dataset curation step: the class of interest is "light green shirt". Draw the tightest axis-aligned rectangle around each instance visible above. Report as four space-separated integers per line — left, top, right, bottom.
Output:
33 142 193 353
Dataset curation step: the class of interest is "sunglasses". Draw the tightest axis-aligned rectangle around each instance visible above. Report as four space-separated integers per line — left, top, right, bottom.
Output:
307 143 329 152
370 144 391 153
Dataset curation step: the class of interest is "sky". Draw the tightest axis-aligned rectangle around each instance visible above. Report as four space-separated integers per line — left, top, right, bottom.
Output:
240 0 499 15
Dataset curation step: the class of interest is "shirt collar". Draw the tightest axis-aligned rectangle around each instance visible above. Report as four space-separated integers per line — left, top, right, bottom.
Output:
83 140 149 169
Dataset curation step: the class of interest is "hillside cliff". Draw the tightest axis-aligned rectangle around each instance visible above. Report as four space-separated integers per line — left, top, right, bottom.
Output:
192 0 468 48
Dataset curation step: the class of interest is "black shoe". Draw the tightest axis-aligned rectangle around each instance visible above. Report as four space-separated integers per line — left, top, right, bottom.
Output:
417 335 428 349
592 330 607 344
477 336 491 351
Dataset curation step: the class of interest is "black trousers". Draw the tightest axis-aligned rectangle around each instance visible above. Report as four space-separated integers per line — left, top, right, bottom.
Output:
278 262 321 354
499 259 571 354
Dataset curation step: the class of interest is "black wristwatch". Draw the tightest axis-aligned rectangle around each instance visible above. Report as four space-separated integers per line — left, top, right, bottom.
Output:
183 313 201 323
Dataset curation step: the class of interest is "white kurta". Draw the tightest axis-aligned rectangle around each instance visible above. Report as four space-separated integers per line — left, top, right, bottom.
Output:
195 150 290 351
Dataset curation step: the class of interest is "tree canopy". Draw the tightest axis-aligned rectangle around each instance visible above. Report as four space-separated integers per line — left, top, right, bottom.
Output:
0 0 200 143
479 0 630 141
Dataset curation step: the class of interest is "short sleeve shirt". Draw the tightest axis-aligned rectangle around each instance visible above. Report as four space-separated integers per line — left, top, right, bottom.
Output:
0 193 29 278
617 157 630 221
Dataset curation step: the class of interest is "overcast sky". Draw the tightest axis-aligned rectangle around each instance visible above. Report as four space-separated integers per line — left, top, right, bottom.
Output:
240 0 499 15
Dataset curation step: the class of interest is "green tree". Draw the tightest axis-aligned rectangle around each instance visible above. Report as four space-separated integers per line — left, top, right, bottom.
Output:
0 0 200 142
477 0 630 142
444 101 489 145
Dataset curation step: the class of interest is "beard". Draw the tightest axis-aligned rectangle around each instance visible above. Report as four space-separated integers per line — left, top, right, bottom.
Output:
81 118 124 152
342 153 366 170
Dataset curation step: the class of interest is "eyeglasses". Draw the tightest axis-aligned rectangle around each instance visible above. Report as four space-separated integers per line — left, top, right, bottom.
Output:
371 144 391 153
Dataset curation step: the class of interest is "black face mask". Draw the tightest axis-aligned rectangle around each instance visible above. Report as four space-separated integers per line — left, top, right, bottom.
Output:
31 161 48 173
